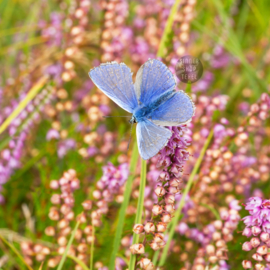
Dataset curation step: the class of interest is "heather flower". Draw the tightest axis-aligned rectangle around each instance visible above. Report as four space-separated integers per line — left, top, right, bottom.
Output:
46 129 60 141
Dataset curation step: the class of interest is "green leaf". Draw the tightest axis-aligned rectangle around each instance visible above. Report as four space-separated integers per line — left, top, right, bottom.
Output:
56 220 81 270
109 141 139 270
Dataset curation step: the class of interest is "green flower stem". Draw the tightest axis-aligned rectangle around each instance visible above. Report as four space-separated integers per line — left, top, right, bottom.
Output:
0 234 34 270
128 158 147 270
157 0 183 58
56 220 81 270
158 129 214 267
109 141 139 270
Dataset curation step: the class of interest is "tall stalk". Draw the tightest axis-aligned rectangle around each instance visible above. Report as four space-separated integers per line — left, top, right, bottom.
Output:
128 158 147 270
158 129 214 266
109 141 139 270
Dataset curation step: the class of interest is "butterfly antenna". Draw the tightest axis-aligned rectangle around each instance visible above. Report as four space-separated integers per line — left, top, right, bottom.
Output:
127 121 134 151
103 116 130 118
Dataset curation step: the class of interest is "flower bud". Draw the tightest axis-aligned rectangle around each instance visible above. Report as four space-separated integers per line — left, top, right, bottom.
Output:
264 253 270 262
256 245 268 255
58 219 69 229
242 242 252 251
81 200 92 210
206 245 215 255
45 226 55 236
60 227 71 236
150 241 161 251
242 260 252 269
65 211 75 221
157 222 167 233
165 194 175 204
133 224 144 234
93 190 101 200
74 229 83 241
265 239 270 247
212 232 221 241
130 244 145 254
154 186 166 197
77 213 87 223
260 232 269 242
161 213 171 223
213 220 223 230
250 104 260 113
92 219 102 227
168 186 179 194
57 236 67 246
49 209 60 220
251 237 261 248
60 204 71 215
242 227 252 237
48 258 59 268
252 253 263 261
84 225 93 235
208 256 218 263
77 243 88 253
193 264 205 270
194 257 205 265
252 226 262 236
144 222 155 233
216 239 226 248
216 248 227 259
51 194 61 204
153 233 164 243
164 204 175 214
50 180 59 189
152 205 163 216
137 258 154 270
254 263 265 270
169 178 181 187
86 235 95 243
41 247 50 255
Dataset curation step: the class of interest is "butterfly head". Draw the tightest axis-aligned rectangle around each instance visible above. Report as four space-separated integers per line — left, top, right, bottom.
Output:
129 115 137 124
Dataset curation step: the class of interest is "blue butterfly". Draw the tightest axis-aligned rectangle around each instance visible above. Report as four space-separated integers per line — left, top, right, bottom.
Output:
89 59 195 160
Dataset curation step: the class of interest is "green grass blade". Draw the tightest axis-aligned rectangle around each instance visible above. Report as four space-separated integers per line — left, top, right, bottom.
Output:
56 220 81 270
0 37 47 56
0 234 34 270
109 141 139 270
158 129 214 267
128 158 147 270
157 0 182 58
67 255 90 270
0 25 38 38
0 76 48 136
200 203 220 220
90 221 95 270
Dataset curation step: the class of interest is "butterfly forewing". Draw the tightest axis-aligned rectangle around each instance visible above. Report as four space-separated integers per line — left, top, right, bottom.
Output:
149 91 195 126
137 119 172 160
134 59 176 106
89 62 138 113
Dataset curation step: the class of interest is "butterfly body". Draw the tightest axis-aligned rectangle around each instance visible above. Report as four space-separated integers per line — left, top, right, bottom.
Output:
132 90 176 123
89 59 195 160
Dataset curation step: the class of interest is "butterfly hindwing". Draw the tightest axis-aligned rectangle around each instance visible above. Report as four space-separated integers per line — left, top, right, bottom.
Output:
137 119 172 160
134 59 176 106
89 62 138 113
149 90 195 126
